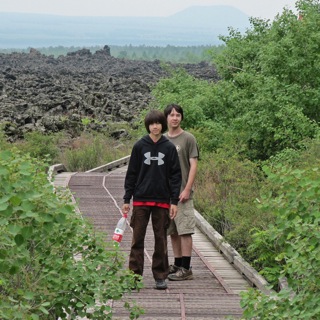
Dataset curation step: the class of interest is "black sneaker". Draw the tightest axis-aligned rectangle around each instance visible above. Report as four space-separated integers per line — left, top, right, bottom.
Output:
168 267 193 281
154 279 167 290
168 264 180 274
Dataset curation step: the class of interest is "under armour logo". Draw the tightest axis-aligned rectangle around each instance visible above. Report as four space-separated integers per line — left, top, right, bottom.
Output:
144 152 165 165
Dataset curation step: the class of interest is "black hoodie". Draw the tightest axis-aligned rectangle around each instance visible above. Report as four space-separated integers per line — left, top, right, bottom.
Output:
123 135 181 205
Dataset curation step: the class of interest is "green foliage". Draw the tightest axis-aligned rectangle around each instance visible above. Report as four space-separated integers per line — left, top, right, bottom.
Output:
194 151 267 261
265 137 320 168
241 163 320 319
15 131 61 163
0 126 10 150
188 121 227 153
293 137 320 167
152 68 211 128
0 149 143 319
205 0 320 160
60 132 132 172
1 128 134 172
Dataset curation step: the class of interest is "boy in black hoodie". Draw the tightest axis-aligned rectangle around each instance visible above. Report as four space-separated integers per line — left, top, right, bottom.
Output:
122 109 181 290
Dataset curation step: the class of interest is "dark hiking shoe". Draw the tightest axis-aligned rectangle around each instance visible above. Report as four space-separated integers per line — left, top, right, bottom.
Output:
154 279 167 290
168 267 193 281
168 264 180 274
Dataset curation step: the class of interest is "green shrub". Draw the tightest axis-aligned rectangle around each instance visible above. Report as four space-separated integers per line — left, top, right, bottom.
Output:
151 68 210 128
189 121 227 153
0 149 143 319
15 131 61 163
0 127 10 150
241 164 320 319
59 132 133 172
194 150 267 261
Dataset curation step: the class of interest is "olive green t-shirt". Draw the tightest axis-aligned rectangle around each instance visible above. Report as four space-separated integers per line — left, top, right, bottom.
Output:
165 131 199 197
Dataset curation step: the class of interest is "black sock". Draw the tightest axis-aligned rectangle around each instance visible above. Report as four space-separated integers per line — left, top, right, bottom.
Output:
181 256 191 270
174 257 182 267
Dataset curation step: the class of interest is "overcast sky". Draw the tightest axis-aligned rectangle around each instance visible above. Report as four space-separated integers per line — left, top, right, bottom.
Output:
0 0 297 20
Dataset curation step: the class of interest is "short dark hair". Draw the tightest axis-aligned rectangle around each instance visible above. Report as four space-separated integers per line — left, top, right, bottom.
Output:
164 104 184 121
144 110 167 133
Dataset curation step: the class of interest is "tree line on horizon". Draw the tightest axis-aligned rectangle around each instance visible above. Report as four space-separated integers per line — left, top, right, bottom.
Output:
0 44 225 63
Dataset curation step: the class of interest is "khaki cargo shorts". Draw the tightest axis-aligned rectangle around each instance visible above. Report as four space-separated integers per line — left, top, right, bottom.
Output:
167 200 195 236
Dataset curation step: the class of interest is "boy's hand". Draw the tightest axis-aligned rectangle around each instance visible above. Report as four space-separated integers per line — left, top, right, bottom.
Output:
169 204 178 219
122 203 130 215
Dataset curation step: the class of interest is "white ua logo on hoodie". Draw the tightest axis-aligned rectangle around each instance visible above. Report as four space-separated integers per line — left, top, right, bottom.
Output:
144 152 165 165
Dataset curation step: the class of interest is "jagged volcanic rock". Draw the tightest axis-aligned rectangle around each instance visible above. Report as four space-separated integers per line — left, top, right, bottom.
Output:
0 45 219 140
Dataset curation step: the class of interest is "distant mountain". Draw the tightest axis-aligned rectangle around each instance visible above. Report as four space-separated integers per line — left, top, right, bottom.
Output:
0 6 250 48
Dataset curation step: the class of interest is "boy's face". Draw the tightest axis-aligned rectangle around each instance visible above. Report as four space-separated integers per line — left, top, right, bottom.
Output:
167 108 182 129
149 122 162 138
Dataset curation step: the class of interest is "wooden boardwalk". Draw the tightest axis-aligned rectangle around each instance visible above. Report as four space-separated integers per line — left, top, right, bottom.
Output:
52 161 268 319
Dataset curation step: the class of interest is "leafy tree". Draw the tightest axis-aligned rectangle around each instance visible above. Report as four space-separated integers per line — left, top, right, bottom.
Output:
152 69 207 125
151 0 320 161
0 149 143 319
209 0 320 160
